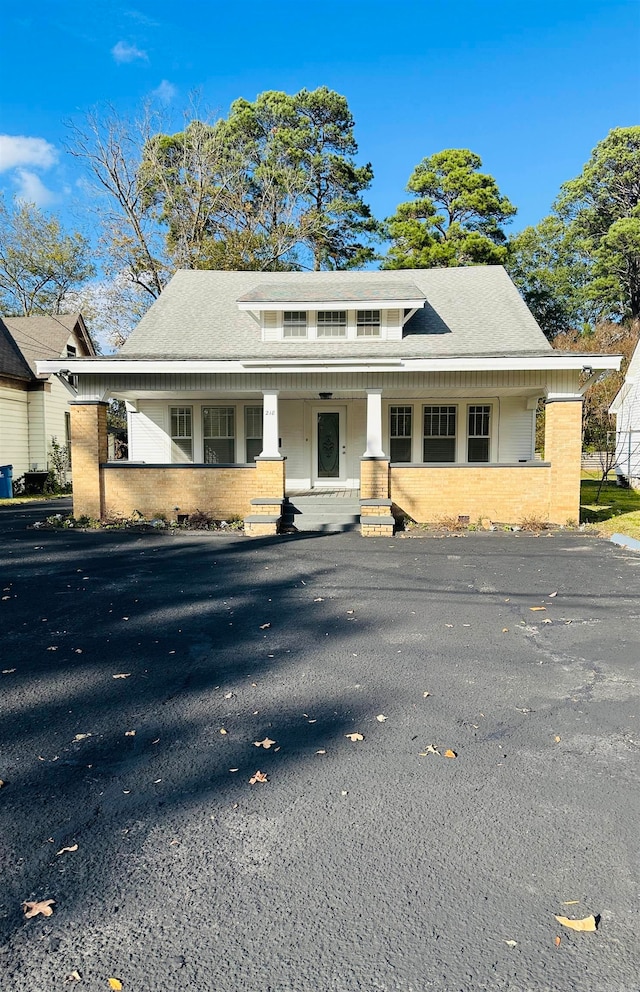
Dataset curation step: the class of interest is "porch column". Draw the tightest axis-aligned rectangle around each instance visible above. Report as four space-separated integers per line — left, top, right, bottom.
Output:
260 389 280 458
363 388 385 458
545 397 583 524
70 400 108 520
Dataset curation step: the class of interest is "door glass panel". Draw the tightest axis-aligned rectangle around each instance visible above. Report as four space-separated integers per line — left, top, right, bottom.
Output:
317 412 339 478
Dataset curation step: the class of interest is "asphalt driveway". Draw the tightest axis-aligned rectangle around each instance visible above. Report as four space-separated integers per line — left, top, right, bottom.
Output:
1 500 639 992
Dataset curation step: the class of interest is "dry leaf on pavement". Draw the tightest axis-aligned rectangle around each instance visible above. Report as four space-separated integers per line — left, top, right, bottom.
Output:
56 844 78 856
112 673 131 679
423 691 431 698
549 591 558 597
73 734 91 741
376 714 387 722
220 728 228 735
23 899 55 918
503 940 517 948
0 779 5 789
530 606 546 612
554 914 597 932
562 900 579 905
345 733 364 742
259 623 271 629
419 744 440 756
444 749 457 758
124 730 135 737
315 750 326 755
254 737 276 749
64 971 82 983
108 980 123 991
554 936 561 947
249 770 268 785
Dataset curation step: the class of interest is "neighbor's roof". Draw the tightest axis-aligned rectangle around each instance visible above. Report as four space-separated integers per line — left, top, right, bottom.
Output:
1 314 92 377
0 318 33 380
120 266 553 360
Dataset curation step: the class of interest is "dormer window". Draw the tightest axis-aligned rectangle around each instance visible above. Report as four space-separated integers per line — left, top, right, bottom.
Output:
357 310 381 337
66 344 77 357
317 311 347 338
283 311 308 338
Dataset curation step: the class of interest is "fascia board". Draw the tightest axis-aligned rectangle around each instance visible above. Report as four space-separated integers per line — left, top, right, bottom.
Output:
237 299 426 312
37 354 623 376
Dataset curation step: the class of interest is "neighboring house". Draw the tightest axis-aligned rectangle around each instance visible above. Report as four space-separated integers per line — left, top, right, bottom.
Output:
610 337 640 488
0 314 95 480
37 268 620 535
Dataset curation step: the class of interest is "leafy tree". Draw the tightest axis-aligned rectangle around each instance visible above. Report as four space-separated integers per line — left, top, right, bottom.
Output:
140 87 379 271
0 195 94 315
383 149 516 269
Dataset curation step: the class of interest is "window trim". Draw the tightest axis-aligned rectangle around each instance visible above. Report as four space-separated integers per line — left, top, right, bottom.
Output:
467 403 492 463
356 309 381 337
202 405 236 464
170 405 194 462
422 404 457 463
244 405 263 462
283 311 308 338
389 404 413 463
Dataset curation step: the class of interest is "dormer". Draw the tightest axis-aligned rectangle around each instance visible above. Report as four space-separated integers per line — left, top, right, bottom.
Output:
236 281 426 343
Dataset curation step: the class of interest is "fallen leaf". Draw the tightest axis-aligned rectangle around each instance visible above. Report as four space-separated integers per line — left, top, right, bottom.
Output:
549 591 558 598
419 744 440 756
504 939 517 948
73 733 91 741
563 900 580 905
423 691 431 698
56 844 78 856
376 714 387 722
341 790 348 795
151 738 160 744
313 597 324 602
229 768 238 773
259 623 271 629
112 673 131 680
445 623 454 627
315 749 326 755
219 728 228 735
23 899 55 918
554 936 561 947
108 980 123 991
444 749 457 759
554 914 597 932
124 730 136 737
249 770 268 785
346 609 354 614
65 971 82 983
0 779 4 788
502 628 509 632
554 735 561 743
2 668 16 674
530 606 546 612
542 618 553 624
345 733 364 742
224 691 233 699
253 737 276 749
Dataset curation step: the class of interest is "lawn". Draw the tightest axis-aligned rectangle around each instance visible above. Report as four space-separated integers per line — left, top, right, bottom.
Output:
581 474 640 539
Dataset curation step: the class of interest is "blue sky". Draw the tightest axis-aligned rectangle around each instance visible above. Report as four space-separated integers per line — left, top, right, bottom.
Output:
1 0 639 240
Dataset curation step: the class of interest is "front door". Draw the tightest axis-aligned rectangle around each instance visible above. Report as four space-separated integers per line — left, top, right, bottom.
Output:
312 406 346 485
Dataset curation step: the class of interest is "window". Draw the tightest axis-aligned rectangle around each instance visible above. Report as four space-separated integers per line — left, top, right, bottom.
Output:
245 406 263 462
203 407 235 463
170 406 193 461
357 309 381 337
423 405 456 462
390 406 412 462
65 411 72 468
283 311 308 338
66 344 77 358
317 311 347 338
467 405 491 462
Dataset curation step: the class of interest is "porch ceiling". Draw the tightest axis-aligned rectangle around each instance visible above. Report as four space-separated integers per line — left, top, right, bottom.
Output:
108 386 547 401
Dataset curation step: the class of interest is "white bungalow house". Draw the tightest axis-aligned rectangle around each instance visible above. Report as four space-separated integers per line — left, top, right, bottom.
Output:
0 313 95 484
37 267 620 535
610 336 640 489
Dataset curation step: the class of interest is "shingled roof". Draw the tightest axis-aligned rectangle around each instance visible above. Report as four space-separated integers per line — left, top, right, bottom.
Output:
120 266 552 360
1 314 93 377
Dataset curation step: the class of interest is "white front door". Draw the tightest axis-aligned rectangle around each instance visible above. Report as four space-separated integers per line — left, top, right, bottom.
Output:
312 406 347 486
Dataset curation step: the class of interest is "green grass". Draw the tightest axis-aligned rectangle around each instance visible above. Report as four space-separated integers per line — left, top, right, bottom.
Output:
0 493 70 506
581 478 640 539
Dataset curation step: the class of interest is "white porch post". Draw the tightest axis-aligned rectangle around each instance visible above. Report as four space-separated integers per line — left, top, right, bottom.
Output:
260 389 280 458
363 388 385 458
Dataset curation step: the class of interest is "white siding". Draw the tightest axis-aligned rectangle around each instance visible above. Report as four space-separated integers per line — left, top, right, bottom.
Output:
615 381 640 482
43 376 72 463
385 309 403 341
26 390 47 470
129 401 171 462
496 396 536 462
0 384 30 476
279 400 307 486
262 312 279 342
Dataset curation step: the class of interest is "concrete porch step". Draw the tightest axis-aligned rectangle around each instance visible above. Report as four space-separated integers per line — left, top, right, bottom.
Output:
282 494 361 532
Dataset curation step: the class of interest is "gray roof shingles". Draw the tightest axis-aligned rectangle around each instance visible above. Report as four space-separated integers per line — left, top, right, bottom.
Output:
119 266 553 360
1 314 85 377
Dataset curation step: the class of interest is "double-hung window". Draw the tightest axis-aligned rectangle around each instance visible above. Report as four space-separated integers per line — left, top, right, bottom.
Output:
467 405 491 462
423 405 456 462
317 311 347 338
245 406 263 462
356 309 381 337
283 311 307 338
170 406 193 461
203 406 235 463
390 406 412 462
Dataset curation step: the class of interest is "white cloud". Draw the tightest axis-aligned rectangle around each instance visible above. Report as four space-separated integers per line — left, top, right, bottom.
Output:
151 79 176 105
0 135 58 173
111 40 148 63
13 169 56 206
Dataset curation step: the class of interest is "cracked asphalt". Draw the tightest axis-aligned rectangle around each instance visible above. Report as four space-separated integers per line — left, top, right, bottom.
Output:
1 499 639 992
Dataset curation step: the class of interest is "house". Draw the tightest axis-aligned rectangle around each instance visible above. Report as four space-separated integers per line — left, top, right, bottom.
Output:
0 313 95 483
37 267 620 535
610 336 640 488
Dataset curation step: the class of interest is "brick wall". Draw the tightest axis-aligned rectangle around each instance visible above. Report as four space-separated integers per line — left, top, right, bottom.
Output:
544 400 583 524
390 465 551 524
71 403 108 519
360 458 390 499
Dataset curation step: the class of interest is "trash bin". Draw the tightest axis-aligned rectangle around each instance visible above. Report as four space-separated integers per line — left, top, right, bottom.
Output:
0 465 13 499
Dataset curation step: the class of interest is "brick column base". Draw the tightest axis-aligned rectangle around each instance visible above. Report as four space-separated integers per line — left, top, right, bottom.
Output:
70 401 108 520
360 457 390 499
245 457 286 536
545 399 583 524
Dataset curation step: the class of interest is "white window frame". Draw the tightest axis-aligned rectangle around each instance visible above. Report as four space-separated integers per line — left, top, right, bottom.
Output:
467 404 492 463
356 309 381 337
389 405 413 462
423 404 457 463
245 405 263 462
316 310 347 338
170 406 194 462
202 406 235 464
283 311 308 338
